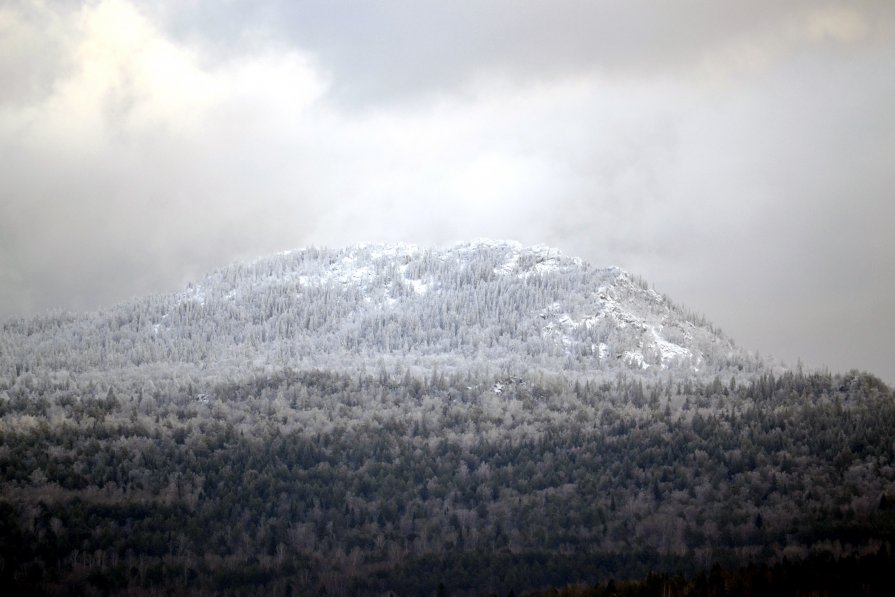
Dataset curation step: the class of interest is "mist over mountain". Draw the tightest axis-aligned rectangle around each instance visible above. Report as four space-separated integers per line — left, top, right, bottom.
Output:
2 241 893 596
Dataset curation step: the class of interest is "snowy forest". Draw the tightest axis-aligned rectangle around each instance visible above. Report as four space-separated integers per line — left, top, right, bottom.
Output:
1 242 894 595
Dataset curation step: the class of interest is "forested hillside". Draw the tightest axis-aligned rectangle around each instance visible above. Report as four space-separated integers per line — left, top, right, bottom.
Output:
1 242 892 594
1 368 894 594
0 241 762 389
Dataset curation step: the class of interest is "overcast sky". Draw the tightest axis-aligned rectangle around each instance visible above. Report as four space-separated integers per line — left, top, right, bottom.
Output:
2 0 894 382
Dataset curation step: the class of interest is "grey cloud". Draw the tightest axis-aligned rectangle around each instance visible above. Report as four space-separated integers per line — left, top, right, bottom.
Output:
2 0 894 386
552 46 895 380
138 0 895 105
0 1 79 106
0 3 329 316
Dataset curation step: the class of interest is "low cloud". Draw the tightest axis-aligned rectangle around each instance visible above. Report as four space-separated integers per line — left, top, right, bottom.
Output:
2 0 894 382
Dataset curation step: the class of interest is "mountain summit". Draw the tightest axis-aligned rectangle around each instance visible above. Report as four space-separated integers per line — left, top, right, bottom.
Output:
2 240 762 388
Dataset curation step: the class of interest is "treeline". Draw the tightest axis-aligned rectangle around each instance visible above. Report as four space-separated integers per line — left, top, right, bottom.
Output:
1 369 894 594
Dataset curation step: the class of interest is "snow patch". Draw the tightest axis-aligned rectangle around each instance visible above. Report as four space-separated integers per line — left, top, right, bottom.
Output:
623 350 649 369
649 326 693 369
184 284 206 306
407 278 429 295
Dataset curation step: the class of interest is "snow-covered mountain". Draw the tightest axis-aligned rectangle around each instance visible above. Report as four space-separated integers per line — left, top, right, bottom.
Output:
1 240 764 389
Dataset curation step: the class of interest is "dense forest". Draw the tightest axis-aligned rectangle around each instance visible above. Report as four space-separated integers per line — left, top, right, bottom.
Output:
521 548 895 596
2 243 892 594
0 242 760 384
2 367 894 594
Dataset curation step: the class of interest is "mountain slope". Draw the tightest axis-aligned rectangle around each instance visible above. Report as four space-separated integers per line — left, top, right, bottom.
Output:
3 241 895 596
1 240 763 388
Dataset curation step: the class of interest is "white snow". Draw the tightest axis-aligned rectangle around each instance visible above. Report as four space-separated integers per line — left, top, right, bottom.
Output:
623 350 649 369
185 284 206 306
87 239 738 378
649 326 693 368
407 279 429 295
532 265 707 371
495 250 520 275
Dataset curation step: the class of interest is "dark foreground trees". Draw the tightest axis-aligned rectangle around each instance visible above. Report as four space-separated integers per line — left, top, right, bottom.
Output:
1 369 894 594
522 548 895 597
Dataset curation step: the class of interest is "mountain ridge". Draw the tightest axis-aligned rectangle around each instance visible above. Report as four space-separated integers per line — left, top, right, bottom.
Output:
1 240 768 391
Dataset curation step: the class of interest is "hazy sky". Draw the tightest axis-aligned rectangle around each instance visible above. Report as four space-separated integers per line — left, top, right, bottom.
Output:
2 0 894 382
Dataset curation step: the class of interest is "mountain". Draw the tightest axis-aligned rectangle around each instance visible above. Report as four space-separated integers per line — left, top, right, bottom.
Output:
4 240 893 596
1 240 764 392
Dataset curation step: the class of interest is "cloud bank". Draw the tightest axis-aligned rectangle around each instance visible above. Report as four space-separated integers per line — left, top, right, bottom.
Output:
2 0 894 381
